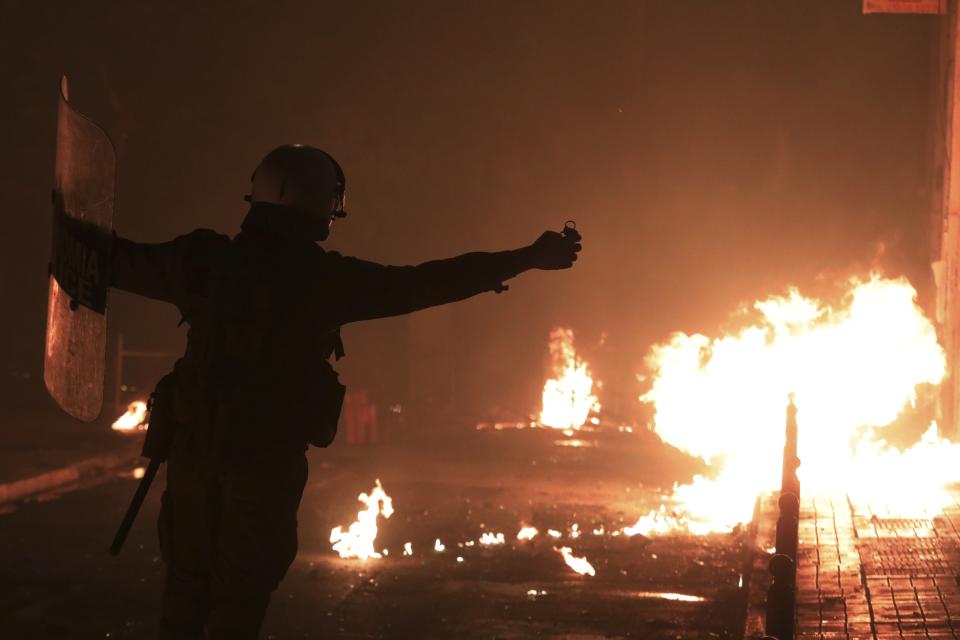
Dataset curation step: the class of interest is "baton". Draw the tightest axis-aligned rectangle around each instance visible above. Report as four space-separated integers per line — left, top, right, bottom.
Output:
109 457 161 556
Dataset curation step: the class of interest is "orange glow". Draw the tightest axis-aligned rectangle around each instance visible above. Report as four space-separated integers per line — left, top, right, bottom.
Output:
625 275 955 535
539 327 600 430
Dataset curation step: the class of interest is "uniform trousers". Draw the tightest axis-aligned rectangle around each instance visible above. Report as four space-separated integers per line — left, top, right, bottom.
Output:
156 446 308 639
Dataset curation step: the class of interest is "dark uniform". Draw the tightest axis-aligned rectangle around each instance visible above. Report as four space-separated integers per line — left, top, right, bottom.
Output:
110 202 537 638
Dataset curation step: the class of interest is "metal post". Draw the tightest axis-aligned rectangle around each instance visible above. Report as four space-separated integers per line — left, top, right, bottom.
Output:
765 396 801 640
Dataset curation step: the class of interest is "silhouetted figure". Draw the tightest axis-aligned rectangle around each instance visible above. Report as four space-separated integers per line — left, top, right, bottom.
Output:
106 145 582 638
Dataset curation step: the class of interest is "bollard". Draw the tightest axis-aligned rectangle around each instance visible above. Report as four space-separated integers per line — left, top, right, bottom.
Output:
781 397 800 498
775 493 800 564
765 554 796 640
765 397 800 640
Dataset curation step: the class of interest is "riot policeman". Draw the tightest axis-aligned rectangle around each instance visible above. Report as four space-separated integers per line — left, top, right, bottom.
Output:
106 144 582 638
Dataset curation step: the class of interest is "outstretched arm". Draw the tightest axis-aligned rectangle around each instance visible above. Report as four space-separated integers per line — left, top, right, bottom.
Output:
110 230 228 307
327 228 582 325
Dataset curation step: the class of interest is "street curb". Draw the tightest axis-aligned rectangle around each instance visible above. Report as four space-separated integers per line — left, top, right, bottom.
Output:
0 445 142 506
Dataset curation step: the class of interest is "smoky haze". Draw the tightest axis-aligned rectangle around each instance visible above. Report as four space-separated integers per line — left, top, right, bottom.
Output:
0 1 938 421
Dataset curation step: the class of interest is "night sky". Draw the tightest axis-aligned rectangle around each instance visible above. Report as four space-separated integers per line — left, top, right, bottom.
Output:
1 0 939 420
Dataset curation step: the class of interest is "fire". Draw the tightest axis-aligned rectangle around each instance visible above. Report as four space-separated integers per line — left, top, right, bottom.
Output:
539 327 600 430
629 275 956 535
636 592 705 603
112 400 148 431
556 547 596 576
479 532 505 546
330 479 394 559
516 525 538 541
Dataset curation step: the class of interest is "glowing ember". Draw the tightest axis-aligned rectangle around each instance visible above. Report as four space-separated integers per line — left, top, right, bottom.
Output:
329 479 394 560
547 529 562 539
403 542 413 556
556 547 596 576
569 524 581 538
434 538 445 552
517 525 539 541
479 532 506 546
629 276 955 535
112 400 148 431
132 466 146 479
539 327 600 430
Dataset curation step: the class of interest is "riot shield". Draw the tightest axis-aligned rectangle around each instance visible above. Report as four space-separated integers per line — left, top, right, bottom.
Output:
43 76 116 421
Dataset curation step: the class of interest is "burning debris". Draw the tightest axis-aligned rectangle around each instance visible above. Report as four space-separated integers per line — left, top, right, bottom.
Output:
330 479 394 560
627 275 959 535
539 327 600 430
111 400 148 432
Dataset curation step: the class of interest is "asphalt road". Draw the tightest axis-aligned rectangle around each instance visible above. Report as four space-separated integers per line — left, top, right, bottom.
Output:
1 425 749 639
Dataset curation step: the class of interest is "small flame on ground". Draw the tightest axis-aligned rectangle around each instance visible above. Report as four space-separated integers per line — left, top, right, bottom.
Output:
329 479 394 560
403 542 413 556
556 547 596 576
635 592 705 603
547 529 562 539
517 525 538 541
434 538 445 552
479 532 506 546
112 400 148 432
553 439 598 448
539 327 600 430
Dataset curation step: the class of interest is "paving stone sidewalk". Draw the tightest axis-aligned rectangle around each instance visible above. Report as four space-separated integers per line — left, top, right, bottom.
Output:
795 490 960 640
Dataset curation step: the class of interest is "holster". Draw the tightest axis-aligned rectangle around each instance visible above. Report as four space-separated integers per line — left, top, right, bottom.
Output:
142 370 179 461
304 362 346 448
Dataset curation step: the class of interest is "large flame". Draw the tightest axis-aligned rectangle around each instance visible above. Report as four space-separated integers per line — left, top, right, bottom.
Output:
539 327 600 430
628 275 957 535
330 479 394 559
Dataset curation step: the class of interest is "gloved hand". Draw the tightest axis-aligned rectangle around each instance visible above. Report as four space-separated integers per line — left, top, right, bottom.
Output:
527 225 582 270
